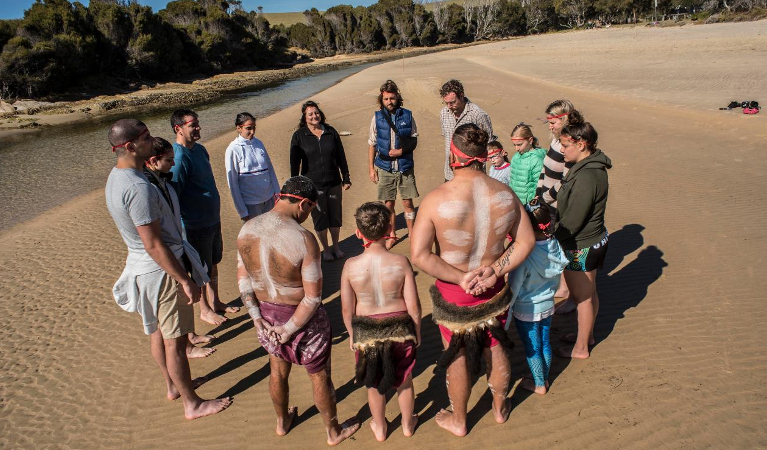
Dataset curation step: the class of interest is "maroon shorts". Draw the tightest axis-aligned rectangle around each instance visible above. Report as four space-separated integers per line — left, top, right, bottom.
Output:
257 301 331 374
354 311 416 389
435 278 508 348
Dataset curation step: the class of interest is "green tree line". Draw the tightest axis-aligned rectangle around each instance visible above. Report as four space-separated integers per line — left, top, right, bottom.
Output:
0 0 762 99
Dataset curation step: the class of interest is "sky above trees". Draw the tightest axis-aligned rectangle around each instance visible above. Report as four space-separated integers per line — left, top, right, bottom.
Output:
0 0 379 19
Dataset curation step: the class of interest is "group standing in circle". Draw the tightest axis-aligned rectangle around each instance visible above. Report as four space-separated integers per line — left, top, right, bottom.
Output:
103 78 610 443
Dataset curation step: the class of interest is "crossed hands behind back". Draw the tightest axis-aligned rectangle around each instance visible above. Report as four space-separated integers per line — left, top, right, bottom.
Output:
254 318 292 345
459 266 499 296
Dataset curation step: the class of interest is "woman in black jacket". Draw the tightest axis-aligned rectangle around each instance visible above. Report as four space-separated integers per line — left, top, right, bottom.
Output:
290 101 352 261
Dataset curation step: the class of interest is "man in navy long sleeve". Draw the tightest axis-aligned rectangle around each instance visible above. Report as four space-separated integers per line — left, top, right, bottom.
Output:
170 109 239 326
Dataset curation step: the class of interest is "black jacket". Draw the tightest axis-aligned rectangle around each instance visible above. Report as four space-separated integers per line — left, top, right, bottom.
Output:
290 124 350 189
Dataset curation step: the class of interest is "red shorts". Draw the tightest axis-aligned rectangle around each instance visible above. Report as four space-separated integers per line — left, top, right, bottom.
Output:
435 278 508 348
354 311 416 389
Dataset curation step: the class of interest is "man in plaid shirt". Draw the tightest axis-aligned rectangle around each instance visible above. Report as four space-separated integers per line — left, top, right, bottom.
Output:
440 79 496 181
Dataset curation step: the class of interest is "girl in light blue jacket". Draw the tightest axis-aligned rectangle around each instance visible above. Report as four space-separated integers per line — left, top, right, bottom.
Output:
506 198 568 394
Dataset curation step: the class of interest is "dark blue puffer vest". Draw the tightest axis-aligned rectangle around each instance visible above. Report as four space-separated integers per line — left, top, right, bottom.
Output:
374 108 414 173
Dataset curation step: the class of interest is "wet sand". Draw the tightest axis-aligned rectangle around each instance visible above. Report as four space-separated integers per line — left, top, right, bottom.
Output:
1 21 766 449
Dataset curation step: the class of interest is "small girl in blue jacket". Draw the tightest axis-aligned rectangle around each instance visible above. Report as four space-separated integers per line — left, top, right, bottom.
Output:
506 198 569 394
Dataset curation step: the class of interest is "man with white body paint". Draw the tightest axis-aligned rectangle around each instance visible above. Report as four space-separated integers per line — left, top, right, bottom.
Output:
410 123 535 437
236 176 360 444
340 202 421 441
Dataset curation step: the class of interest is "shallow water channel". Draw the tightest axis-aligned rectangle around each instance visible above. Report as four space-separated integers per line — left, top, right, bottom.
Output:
0 62 377 232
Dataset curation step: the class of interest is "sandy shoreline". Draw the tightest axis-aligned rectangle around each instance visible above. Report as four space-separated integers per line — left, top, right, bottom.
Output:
0 44 468 139
1 21 766 449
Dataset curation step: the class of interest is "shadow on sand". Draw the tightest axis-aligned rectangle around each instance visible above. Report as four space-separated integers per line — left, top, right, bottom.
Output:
547 224 667 387
209 218 666 435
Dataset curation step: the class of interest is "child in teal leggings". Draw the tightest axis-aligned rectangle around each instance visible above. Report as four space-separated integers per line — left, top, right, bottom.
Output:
506 199 568 394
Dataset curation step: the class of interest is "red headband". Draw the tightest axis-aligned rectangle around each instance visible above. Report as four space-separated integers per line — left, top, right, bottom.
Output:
111 128 149 152
450 140 488 168
546 113 568 120
487 147 503 157
274 192 316 207
360 234 397 248
174 118 198 132
559 136 585 145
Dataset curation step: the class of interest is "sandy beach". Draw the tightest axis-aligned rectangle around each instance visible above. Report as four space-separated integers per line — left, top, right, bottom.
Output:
1 20 766 449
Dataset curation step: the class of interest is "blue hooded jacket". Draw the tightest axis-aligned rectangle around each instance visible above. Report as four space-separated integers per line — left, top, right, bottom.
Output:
506 238 569 323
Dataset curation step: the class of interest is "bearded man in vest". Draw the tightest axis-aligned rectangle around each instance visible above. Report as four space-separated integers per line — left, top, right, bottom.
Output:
367 79 419 249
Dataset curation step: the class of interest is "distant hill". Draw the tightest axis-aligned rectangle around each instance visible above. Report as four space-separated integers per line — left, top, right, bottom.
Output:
261 1 465 26
261 12 310 26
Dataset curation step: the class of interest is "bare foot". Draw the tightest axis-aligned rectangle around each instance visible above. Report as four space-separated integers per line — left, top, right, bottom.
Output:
276 406 297 436
189 333 214 345
519 378 548 395
333 248 346 260
200 309 226 326
184 397 232 420
402 414 418 437
327 418 360 446
213 300 240 314
187 345 216 359
492 398 512 424
559 333 595 346
385 235 397 250
554 299 576 315
369 418 388 442
166 376 208 400
435 409 466 437
555 345 590 359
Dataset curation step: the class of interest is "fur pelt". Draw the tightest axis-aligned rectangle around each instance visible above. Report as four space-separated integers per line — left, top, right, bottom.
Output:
352 314 416 394
430 284 514 376
352 314 416 348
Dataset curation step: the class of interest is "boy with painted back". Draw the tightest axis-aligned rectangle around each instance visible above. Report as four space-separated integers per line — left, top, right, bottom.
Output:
341 202 422 441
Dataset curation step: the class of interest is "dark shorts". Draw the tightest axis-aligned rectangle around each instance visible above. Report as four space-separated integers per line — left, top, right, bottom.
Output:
311 183 343 231
565 232 609 272
185 222 223 275
257 301 331 374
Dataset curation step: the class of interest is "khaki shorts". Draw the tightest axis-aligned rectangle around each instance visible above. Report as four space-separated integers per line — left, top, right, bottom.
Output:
157 273 195 339
377 168 419 201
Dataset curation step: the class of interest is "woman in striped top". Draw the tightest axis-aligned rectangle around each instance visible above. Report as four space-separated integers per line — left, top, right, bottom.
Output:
536 100 585 314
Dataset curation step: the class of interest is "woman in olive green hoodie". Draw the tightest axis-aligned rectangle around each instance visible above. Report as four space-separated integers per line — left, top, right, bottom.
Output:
553 122 611 360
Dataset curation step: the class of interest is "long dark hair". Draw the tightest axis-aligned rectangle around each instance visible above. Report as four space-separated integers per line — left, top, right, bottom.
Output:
377 79 403 110
527 197 554 237
235 112 255 127
560 122 599 153
299 101 326 128
453 123 489 169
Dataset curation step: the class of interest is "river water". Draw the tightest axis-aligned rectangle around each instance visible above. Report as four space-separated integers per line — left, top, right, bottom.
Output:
0 62 377 232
